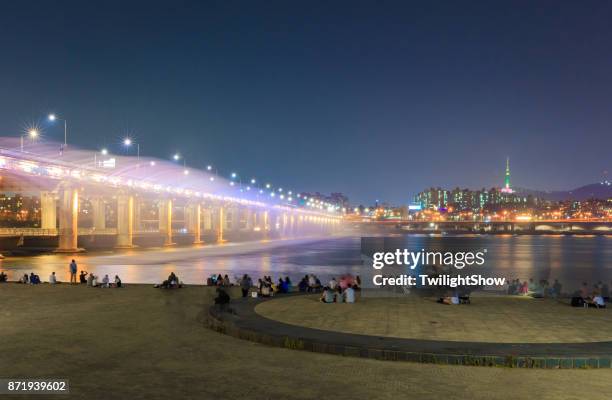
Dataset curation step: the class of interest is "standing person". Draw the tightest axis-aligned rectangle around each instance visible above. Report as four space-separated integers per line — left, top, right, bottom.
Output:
240 274 252 298
69 259 77 284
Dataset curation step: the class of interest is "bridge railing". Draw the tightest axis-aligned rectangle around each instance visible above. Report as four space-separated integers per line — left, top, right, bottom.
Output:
0 228 58 236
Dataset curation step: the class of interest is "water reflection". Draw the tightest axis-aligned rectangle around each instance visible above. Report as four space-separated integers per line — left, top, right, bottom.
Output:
0 236 609 291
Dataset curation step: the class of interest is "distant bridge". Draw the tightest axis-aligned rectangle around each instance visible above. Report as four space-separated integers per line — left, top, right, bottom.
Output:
355 219 611 234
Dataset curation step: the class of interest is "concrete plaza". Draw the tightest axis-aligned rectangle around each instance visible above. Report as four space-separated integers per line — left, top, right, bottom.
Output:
256 294 612 343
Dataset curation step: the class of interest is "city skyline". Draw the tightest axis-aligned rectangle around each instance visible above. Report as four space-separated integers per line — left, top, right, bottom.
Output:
1 1 611 204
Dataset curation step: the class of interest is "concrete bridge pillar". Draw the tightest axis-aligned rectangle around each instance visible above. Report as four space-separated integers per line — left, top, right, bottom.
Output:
158 199 174 246
231 207 241 231
116 194 134 248
90 196 106 230
40 191 57 230
133 197 141 232
245 208 253 230
290 214 296 236
57 185 80 252
216 206 225 243
262 210 269 239
187 203 203 244
203 207 213 231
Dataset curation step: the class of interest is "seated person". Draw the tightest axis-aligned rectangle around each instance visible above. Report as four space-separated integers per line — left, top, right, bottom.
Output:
261 284 272 297
87 273 94 287
437 290 459 305
298 276 308 292
320 286 335 303
49 272 58 284
91 274 98 287
0 271 7 283
114 275 122 288
30 273 41 284
344 284 356 303
79 270 88 284
335 287 343 303
284 277 292 293
100 274 110 288
19 274 29 284
214 287 230 305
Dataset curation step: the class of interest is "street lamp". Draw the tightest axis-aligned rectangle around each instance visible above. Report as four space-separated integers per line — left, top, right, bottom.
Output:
48 113 67 147
94 148 109 166
123 137 139 160
21 129 38 152
172 153 186 167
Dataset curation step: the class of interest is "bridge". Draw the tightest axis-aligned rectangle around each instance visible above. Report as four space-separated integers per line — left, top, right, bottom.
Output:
0 137 342 254
355 219 611 234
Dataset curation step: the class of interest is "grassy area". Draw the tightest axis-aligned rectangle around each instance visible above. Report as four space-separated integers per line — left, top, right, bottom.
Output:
1 284 610 399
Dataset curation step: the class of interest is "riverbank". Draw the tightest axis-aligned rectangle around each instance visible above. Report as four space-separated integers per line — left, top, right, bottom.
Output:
1 284 611 399
0 235 357 284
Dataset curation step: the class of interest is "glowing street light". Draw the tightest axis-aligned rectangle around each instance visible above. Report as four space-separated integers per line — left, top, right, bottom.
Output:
206 165 212 171
123 137 139 160
265 183 271 189
21 129 38 151
48 113 67 147
231 172 237 179
250 178 256 184
101 148 108 155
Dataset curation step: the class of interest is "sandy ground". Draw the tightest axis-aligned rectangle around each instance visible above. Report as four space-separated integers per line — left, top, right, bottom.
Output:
256 294 612 343
1 284 611 400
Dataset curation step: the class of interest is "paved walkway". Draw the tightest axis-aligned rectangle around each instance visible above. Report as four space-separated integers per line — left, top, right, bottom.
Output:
256 294 612 343
208 294 612 368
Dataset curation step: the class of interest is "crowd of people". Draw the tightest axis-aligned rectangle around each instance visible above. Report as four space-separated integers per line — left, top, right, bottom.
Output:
206 272 361 303
0 260 123 288
507 277 609 308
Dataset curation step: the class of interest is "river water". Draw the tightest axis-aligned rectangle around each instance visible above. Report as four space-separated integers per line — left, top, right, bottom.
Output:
0 235 610 291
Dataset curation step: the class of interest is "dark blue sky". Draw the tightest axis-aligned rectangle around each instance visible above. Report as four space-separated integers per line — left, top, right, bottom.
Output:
1 1 610 204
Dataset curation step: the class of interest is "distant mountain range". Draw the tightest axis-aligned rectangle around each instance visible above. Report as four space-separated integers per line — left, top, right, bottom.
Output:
515 182 612 201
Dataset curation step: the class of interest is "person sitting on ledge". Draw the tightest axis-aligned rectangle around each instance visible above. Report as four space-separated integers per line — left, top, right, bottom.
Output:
261 284 272 297
585 288 606 309
334 286 343 303
329 277 338 290
87 273 94 287
298 276 309 292
79 270 88 284
519 280 529 295
320 286 335 303
19 274 28 284
99 274 110 288
0 271 7 283
49 272 58 284
91 274 98 287
285 276 292 292
223 274 231 287
114 275 122 288
30 273 41 285
214 287 230 307
580 282 590 301
344 284 356 303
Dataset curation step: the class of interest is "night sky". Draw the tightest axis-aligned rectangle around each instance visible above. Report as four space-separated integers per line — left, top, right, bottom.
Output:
1 1 610 204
